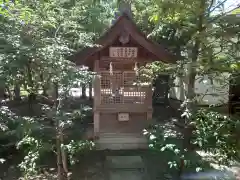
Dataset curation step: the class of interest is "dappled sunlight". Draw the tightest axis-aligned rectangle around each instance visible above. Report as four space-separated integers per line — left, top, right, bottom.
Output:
181 170 236 180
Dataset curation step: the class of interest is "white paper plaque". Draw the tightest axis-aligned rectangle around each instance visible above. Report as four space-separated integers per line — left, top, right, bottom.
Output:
109 47 138 58
118 113 129 121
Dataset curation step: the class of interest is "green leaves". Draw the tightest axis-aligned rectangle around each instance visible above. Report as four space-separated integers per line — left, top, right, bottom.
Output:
143 124 187 170
0 1 102 178
63 140 95 165
0 0 102 98
191 109 240 165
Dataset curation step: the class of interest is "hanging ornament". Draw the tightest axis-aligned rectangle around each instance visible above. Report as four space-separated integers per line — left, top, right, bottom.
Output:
134 62 139 76
109 62 113 76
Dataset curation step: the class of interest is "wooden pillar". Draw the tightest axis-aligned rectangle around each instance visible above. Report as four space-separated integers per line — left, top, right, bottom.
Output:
94 112 100 136
146 86 153 120
89 82 92 99
147 111 152 120
93 60 100 108
93 60 101 135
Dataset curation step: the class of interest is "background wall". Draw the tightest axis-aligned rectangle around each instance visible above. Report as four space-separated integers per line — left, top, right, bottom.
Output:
169 73 230 105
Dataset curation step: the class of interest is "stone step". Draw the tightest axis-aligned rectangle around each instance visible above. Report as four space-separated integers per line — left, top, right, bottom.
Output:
106 156 147 180
96 142 148 150
97 137 147 144
99 133 145 137
96 133 148 150
106 156 144 169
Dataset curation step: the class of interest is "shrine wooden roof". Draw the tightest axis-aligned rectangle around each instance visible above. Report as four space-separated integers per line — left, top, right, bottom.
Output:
70 13 176 68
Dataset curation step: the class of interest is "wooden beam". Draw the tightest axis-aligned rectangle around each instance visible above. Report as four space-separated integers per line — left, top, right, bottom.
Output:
100 56 148 62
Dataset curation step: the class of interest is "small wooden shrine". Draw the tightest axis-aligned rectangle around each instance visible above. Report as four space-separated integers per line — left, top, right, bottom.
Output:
72 13 175 149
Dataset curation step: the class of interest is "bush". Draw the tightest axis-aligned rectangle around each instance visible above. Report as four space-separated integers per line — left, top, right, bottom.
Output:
64 140 95 165
0 106 23 159
191 109 240 165
143 123 193 173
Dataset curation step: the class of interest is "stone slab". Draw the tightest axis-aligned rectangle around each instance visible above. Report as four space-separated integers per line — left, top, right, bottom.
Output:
106 156 144 169
109 170 144 180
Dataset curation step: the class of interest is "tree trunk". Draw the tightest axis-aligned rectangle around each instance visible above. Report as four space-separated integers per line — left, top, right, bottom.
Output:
40 73 48 97
185 0 206 117
180 0 207 177
185 61 197 114
54 83 68 180
27 61 35 113
0 83 5 100
60 132 69 179
56 133 65 180
14 84 21 101
81 83 86 98
56 128 69 180
179 158 185 177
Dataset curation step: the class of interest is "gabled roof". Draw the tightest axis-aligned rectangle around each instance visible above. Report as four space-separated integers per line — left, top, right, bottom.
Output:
71 13 176 67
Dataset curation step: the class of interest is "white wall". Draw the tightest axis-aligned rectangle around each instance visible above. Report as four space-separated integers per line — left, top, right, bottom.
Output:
169 73 230 105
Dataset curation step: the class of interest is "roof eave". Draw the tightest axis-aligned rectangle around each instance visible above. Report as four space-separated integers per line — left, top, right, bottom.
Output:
71 13 177 66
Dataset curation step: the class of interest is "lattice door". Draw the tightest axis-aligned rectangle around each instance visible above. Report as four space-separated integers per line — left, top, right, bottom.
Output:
100 71 146 104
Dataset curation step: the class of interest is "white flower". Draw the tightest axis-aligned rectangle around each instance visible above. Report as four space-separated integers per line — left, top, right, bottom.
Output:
203 80 208 84
149 144 154 148
149 134 156 140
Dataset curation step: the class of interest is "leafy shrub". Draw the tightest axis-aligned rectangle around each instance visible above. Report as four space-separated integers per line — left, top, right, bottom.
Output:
191 109 240 165
0 106 23 160
63 140 95 165
17 136 42 176
143 124 191 172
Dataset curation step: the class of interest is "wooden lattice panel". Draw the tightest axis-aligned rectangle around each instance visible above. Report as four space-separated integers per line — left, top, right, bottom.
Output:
100 71 147 104
123 72 136 86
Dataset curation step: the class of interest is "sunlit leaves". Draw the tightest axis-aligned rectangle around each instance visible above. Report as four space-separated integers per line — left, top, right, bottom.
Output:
17 136 41 176
139 61 176 82
0 0 99 95
144 124 194 171
63 140 95 165
137 0 239 79
191 109 240 165
149 0 200 24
